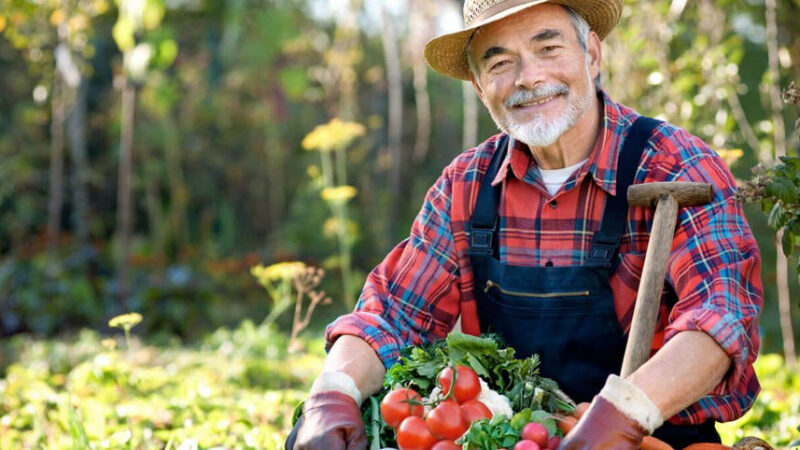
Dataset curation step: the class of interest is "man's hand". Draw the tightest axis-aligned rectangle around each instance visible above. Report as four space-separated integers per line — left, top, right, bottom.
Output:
284 391 367 450
286 335 385 450
560 375 663 450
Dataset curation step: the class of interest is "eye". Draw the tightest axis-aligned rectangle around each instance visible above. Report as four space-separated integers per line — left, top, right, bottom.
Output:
542 45 560 53
489 60 511 72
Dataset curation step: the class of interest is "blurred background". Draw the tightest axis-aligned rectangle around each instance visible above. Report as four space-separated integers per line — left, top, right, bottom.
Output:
0 0 799 448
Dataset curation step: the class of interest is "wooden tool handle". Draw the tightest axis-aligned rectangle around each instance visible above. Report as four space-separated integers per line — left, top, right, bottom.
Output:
628 182 713 207
620 194 679 378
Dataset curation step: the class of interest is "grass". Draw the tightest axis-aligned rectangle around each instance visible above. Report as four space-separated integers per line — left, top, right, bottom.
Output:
1 324 797 449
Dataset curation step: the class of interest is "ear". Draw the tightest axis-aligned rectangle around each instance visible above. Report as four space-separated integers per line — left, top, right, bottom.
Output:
471 75 489 108
586 31 602 81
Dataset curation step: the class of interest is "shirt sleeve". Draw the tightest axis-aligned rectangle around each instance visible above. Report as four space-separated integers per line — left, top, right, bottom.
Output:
649 130 763 423
325 163 463 369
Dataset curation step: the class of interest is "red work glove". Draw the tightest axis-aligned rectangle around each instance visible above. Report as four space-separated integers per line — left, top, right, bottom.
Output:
559 375 664 450
559 396 646 449
284 391 367 450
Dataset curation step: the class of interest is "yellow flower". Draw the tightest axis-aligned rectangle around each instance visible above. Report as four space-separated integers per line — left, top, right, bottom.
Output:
108 312 143 329
323 217 340 238
302 118 365 152
716 148 744 165
101 338 117 350
251 261 307 283
321 185 357 203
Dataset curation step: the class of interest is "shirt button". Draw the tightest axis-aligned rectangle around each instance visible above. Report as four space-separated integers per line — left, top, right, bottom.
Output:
545 260 554 267
549 200 558 209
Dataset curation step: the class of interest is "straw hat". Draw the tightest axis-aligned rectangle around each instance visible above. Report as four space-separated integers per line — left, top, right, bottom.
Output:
424 0 622 80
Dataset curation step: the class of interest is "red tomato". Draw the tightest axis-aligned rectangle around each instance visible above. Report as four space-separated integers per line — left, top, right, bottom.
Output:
513 440 541 450
520 422 549 447
431 440 461 450
546 435 561 449
397 416 437 450
425 400 468 440
380 388 424 428
460 399 492 424
438 365 481 403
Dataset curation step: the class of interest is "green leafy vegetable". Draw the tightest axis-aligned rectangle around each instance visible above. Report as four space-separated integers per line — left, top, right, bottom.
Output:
363 332 575 447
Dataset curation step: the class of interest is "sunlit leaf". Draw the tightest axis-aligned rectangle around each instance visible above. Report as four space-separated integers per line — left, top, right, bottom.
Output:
156 38 178 67
143 0 165 30
112 17 135 52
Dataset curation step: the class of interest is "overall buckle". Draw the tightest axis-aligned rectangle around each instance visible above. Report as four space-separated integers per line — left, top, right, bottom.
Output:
587 231 620 268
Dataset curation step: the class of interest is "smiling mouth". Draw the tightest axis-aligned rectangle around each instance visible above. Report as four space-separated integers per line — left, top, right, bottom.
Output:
513 94 561 108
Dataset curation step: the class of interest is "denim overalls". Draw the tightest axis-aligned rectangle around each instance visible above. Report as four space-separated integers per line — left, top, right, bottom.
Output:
468 117 720 448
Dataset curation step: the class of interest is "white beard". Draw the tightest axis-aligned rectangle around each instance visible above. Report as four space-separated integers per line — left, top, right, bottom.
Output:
489 63 595 147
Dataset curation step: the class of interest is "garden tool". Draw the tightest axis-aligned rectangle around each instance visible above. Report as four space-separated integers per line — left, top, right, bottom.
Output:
621 181 713 377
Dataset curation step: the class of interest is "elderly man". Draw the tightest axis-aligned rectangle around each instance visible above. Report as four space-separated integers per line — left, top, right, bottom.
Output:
287 0 762 448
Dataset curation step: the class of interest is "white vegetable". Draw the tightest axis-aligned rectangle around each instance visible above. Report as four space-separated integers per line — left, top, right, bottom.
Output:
422 387 444 415
476 378 513 418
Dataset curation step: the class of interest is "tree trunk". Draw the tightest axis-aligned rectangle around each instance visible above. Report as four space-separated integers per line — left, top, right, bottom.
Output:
765 0 796 368
116 77 136 308
163 115 188 258
47 72 66 259
381 2 404 242
409 0 432 164
462 82 479 149
67 78 90 251
332 0 361 120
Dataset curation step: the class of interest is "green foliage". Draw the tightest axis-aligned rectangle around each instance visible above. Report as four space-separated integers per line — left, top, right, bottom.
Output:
458 409 558 450
66 398 91 450
383 333 572 414
369 333 572 448
716 354 800 447
0 324 323 448
738 155 800 264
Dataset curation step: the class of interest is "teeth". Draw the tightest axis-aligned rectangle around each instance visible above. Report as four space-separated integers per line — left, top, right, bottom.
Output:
517 96 554 107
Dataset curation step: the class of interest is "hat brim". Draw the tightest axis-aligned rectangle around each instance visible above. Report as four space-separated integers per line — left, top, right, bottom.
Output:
424 0 622 80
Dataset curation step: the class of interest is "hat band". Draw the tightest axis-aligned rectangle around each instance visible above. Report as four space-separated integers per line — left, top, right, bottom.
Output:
471 0 542 26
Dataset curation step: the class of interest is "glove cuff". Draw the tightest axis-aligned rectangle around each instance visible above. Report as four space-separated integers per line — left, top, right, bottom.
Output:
309 371 363 405
599 375 664 434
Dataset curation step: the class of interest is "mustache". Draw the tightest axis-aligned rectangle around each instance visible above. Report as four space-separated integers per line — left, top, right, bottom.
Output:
504 84 569 108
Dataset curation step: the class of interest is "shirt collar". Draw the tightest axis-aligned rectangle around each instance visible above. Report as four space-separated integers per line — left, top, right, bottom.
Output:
490 91 629 196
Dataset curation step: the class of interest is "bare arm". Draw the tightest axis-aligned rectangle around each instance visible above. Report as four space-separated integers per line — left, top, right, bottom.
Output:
628 330 731 419
321 334 386 400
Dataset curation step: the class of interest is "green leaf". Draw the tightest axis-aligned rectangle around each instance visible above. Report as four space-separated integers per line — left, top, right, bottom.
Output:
510 408 532 429
528 410 558 436
66 401 90 450
778 156 800 174
465 352 491 379
768 203 788 229
446 331 498 365
143 0 166 30
279 67 309 100
112 17 135 52
766 177 799 204
291 400 304 425
783 230 795 257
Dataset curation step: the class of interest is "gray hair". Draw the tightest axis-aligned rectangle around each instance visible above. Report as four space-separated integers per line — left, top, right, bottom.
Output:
467 5 602 90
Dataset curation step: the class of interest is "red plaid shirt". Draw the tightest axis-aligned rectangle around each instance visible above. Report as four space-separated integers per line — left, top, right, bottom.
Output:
327 93 762 424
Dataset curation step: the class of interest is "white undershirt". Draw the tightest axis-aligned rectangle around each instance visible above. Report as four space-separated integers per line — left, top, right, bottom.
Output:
538 158 589 196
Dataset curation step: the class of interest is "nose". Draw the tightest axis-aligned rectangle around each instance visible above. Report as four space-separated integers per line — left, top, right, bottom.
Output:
515 54 545 90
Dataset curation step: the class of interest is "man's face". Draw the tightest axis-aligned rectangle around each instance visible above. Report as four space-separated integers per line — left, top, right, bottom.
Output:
469 4 601 147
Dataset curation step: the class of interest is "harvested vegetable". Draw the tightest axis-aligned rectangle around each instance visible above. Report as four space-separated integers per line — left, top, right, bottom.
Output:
361 332 575 449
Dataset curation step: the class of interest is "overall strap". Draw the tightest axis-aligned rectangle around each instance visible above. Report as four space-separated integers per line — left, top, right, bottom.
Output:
469 135 509 257
585 116 663 268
